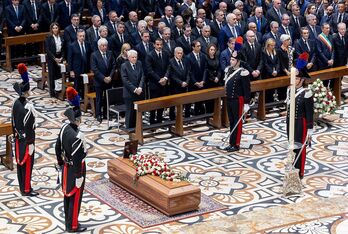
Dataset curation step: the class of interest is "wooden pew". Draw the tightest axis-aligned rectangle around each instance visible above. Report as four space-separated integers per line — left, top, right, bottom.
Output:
132 66 348 144
33 54 49 90
82 73 97 117
0 123 14 170
133 87 223 144
56 64 73 101
2 32 49 72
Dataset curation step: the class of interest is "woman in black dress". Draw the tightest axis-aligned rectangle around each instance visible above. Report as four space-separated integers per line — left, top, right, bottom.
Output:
45 22 64 98
204 43 221 113
261 38 280 103
114 43 131 87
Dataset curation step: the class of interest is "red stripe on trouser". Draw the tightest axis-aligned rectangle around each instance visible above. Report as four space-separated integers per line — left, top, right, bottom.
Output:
300 118 307 177
15 140 29 166
236 96 244 146
72 188 81 230
24 153 31 193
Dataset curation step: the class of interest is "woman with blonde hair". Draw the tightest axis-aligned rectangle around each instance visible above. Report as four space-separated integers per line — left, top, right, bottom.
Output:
144 16 157 40
262 38 280 103
115 43 131 87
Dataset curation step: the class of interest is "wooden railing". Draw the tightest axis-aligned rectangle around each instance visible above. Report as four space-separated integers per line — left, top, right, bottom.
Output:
132 66 348 144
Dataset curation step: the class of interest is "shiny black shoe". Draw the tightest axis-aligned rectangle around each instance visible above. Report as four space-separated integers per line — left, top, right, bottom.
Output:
21 191 39 197
97 116 102 123
224 145 240 152
67 226 87 233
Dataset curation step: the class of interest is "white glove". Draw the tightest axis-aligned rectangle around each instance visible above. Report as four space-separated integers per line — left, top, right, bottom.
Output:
243 104 250 112
75 177 84 188
307 129 313 138
28 144 35 156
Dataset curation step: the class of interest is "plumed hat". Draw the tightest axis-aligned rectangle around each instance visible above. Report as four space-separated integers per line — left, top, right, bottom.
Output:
65 87 81 122
296 52 311 80
14 63 30 96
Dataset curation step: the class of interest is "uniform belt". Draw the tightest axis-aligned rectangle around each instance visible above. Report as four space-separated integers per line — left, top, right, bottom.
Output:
226 96 239 100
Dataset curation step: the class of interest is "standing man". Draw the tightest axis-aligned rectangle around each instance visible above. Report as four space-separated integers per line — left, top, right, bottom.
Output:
40 0 58 32
294 27 317 72
121 50 145 129
332 23 348 67
56 87 87 233
68 29 91 99
218 13 241 51
85 15 102 44
146 38 170 124
316 23 334 70
223 51 251 152
90 38 116 123
63 14 83 56
12 63 38 197
286 67 314 179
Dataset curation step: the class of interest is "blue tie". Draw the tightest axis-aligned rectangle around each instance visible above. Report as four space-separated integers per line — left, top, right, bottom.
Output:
257 18 261 32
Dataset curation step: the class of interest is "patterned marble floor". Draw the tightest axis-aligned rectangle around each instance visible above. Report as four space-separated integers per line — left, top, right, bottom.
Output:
0 67 347 234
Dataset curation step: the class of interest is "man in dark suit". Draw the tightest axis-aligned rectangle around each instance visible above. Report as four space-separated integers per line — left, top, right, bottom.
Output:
248 6 268 34
85 15 102 44
57 0 78 29
187 40 207 115
290 4 307 41
306 14 322 40
171 15 185 40
63 14 83 58
40 0 58 32
332 23 348 67
131 20 146 45
165 46 190 119
159 5 175 28
220 37 235 72
197 25 218 55
320 5 334 25
316 23 334 70
135 31 154 74
90 38 116 122
124 11 138 35
68 29 91 99
210 9 225 38
241 30 262 81
218 13 241 51
5 0 26 36
329 2 348 33
278 14 294 43
121 49 145 129
262 21 281 48
176 24 194 55
109 22 132 58
246 22 262 44
191 17 204 39
162 27 176 56
24 0 41 34
233 9 247 35
294 27 317 72
266 0 287 25
145 39 170 123
104 10 119 36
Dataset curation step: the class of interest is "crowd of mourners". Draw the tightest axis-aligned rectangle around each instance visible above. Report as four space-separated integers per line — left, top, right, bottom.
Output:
1 0 347 128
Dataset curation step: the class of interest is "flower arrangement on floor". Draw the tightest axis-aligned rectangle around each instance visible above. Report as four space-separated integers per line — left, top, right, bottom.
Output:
130 153 187 182
308 79 337 116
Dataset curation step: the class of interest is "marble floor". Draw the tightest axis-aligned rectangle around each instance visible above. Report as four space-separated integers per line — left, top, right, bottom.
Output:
0 67 347 234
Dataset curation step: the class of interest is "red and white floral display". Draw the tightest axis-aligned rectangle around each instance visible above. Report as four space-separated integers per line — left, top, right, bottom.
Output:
130 153 187 182
308 79 337 115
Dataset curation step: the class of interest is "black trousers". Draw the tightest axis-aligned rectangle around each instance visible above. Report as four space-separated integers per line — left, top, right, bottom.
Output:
95 86 108 118
64 184 84 230
47 53 62 96
73 73 84 100
227 97 244 147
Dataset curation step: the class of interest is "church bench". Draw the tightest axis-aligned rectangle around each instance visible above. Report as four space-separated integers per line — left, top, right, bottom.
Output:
2 32 49 72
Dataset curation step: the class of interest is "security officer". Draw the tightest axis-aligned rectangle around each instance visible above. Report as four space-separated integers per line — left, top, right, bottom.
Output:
224 51 251 152
55 87 87 233
286 69 314 179
12 63 38 197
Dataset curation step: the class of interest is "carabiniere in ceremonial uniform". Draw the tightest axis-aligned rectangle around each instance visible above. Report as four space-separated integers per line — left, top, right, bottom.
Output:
12 63 39 197
224 51 251 152
286 69 314 179
55 87 87 233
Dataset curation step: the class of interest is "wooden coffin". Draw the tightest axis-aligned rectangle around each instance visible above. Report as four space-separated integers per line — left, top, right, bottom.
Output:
107 158 201 216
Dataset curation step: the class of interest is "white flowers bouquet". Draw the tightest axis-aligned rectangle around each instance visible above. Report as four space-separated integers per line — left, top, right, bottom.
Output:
308 79 337 115
130 153 187 182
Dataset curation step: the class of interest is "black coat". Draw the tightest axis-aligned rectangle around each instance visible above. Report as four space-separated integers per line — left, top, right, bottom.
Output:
165 57 190 94
68 41 91 77
261 51 280 79
146 50 170 93
240 42 263 76
332 33 348 67
121 60 145 99
40 2 58 31
5 4 26 36
90 50 116 88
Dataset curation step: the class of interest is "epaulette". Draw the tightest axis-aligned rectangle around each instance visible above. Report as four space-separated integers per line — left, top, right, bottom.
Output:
304 88 313 98
241 69 249 76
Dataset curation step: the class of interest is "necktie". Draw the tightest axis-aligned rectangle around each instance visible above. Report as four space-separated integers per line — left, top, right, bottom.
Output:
50 5 54 21
206 37 210 44
15 6 19 18
103 53 108 65
305 40 310 51
251 43 255 55
218 22 222 30
132 64 136 70
257 18 261 32
145 43 149 52
120 34 124 44
113 22 116 32
132 23 136 29
178 29 181 36
342 36 345 46
277 9 282 20
168 18 172 25
338 13 343 23
67 4 71 16
74 27 78 33
167 41 171 51
312 26 317 37
198 29 201 36
80 43 85 56
294 16 299 27
179 60 184 70
285 27 290 35
32 2 37 21
196 54 200 66
159 51 162 61
95 28 99 40
187 37 190 45
232 26 237 37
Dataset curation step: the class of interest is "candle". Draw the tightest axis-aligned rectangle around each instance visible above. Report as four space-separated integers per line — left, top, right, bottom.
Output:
288 67 296 150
